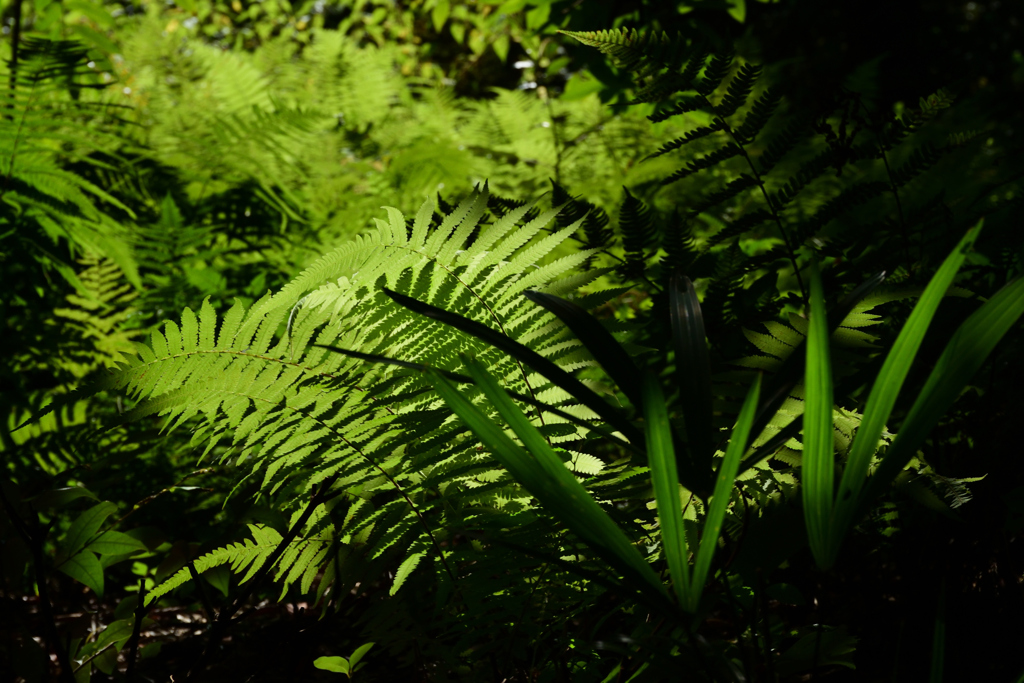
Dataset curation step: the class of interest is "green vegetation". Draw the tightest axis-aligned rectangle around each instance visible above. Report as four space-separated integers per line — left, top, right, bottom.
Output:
3 1 1023 681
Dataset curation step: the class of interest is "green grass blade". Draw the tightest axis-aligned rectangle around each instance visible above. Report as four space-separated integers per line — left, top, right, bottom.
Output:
525 290 643 408
384 287 642 443
669 274 716 494
803 260 836 569
314 344 641 455
833 225 981 533
688 372 761 613
864 271 1024 502
740 270 887 476
431 360 669 606
641 371 691 605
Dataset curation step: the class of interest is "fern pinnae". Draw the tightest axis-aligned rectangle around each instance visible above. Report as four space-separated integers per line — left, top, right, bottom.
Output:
663 142 743 185
644 119 726 161
504 218 586 279
462 201 539 261
715 63 763 119
436 189 491 266
109 192 633 609
502 251 598 306
735 86 784 144
425 190 481 260
483 203 565 266
696 51 736 96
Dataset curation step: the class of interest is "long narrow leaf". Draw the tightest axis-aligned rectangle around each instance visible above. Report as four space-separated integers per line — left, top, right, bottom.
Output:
524 290 643 407
431 360 669 606
688 372 761 613
803 260 836 568
833 225 982 537
669 274 715 493
314 344 641 454
864 271 1024 502
742 270 887 470
642 371 691 605
384 288 642 444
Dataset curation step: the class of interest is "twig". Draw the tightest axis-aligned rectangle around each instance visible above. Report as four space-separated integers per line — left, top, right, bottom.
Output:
0 483 75 682
125 579 147 682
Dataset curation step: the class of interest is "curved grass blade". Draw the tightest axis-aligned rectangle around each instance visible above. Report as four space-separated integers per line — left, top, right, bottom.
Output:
524 290 643 408
863 270 1024 503
384 287 642 444
641 371 691 606
314 344 640 454
803 260 836 569
669 274 715 493
832 225 982 538
431 359 669 606
688 372 761 613
743 270 887 467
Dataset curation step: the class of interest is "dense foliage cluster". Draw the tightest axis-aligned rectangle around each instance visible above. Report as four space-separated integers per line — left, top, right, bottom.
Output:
2 1 1023 682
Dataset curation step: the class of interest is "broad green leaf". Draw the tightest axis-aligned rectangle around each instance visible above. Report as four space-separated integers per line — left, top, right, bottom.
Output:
61 501 118 560
803 260 836 568
641 371 690 604
728 0 747 22
349 642 375 670
58 550 104 596
688 372 761 613
30 487 97 509
493 34 510 62
313 656 350 674
431 0 450 32
526 2 551 29
205 566 231 597
89 530 149 556
92 618 134 653
433 360 669 608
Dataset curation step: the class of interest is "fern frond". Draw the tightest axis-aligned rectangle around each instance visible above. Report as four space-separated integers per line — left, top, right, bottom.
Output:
714 63 762 119
733 86 783 144
618 187 655 279
644 119 727 160
686 175 760 217
662 143 742 185
695 52 735 97
756 117 809 174
888 143 947 187
790 181 891 245
112 190 625 606
558 29 691 73
703 209 774 248
146 524 284 605
660 212 698 274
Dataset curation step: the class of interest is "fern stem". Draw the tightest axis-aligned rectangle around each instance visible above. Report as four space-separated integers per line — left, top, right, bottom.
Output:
872 114 913 268
124 580 146 683
721 115 809 302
